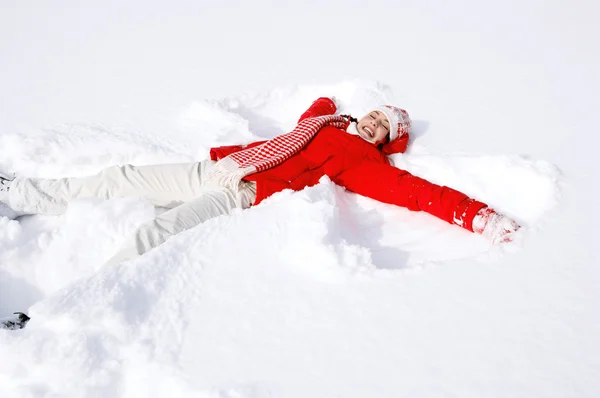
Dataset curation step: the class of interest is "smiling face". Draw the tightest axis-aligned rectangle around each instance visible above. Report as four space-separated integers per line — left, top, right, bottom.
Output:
356 110 391 145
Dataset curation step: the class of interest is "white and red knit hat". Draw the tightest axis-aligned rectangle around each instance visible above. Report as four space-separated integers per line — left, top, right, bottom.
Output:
375 105 412 142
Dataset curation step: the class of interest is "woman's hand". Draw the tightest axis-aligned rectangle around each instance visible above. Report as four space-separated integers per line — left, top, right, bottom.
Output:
473 207 521 244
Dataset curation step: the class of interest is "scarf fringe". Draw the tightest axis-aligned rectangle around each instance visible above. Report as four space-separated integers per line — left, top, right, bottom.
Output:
205 157 256 190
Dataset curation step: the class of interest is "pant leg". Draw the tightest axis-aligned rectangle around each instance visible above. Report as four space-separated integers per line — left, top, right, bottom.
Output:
8 161 216 215
105 181 257 266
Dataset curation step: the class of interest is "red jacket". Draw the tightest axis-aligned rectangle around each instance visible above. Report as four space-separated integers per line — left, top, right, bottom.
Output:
210 98 486 231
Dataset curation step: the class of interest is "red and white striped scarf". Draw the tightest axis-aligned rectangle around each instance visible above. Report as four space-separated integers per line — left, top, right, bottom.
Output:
206 115 349 189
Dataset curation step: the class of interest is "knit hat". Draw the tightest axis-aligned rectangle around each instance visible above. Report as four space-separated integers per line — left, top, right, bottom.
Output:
375 105 411 142
374 105 412 155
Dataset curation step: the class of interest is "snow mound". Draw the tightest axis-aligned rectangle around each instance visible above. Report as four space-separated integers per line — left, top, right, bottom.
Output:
0 80 560 397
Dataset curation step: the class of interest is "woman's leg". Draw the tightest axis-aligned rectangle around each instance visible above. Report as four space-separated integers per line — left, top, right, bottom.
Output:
8 161 216 215
105 181 257 265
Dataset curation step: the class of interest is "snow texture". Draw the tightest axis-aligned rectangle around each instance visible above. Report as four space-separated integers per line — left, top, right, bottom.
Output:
1 0 598 397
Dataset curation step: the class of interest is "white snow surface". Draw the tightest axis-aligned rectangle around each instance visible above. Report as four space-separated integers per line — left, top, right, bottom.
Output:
0 0 598 397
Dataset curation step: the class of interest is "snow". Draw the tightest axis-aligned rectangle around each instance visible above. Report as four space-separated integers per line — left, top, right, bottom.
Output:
1 0 599 397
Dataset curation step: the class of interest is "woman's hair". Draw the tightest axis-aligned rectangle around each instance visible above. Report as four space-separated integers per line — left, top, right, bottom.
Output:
340 114 358 124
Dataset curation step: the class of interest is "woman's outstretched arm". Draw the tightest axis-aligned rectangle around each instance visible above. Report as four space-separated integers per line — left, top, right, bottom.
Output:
332 161 487 232
297 97 337 123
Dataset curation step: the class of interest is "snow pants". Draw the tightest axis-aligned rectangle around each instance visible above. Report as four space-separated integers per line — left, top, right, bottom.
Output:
7 161 256 265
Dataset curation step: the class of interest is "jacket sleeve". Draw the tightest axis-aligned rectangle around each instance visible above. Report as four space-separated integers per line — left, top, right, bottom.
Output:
297 97 337 123
331 161 487 232
209 140 267 161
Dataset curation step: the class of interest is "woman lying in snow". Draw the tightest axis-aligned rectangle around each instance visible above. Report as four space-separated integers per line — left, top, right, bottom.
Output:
0 97 519 269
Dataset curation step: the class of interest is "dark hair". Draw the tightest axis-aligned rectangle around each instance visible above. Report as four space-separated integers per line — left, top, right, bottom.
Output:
340 114 358 124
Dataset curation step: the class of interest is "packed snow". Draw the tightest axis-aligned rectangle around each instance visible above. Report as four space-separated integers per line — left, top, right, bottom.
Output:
1 0 598 397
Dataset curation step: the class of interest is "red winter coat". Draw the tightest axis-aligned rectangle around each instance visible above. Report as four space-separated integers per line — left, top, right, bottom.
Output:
210 98 486 231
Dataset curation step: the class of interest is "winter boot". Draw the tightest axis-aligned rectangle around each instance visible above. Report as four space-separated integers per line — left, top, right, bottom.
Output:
0 312 31 330
0 172 20 220
472 207 520 244
0 171 12 200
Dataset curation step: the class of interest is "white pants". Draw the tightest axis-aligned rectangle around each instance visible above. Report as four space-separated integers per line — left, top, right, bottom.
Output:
8 161 256 265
